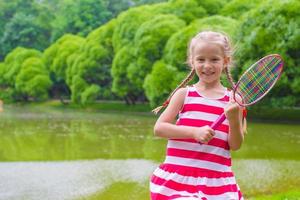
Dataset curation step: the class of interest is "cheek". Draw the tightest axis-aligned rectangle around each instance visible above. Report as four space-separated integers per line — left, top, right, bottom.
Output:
216 64 224 73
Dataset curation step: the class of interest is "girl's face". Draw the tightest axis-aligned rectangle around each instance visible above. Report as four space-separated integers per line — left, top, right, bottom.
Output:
192 41 228 85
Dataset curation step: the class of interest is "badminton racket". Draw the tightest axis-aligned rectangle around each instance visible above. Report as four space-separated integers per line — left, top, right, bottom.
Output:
210 54 284 129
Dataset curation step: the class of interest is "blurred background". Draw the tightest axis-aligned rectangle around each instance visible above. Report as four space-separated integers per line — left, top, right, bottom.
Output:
0 0 299 199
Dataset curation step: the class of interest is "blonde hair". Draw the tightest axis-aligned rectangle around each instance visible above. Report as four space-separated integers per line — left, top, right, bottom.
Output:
152 30 235 114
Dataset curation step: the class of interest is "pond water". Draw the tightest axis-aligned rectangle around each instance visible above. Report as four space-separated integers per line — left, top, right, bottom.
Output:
0 106 299 199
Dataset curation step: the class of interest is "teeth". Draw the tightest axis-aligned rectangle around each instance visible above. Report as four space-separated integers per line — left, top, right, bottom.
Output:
202 72 214 75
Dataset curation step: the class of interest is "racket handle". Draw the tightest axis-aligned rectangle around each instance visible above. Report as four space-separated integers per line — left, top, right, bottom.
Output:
210 113 226 130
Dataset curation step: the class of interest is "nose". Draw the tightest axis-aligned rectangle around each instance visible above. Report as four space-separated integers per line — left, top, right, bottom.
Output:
202 61 212 69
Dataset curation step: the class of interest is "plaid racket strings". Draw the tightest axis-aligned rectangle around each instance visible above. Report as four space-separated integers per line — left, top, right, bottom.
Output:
235 56 283 105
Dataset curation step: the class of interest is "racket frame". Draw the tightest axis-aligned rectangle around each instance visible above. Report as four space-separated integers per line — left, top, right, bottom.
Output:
233 54 284 107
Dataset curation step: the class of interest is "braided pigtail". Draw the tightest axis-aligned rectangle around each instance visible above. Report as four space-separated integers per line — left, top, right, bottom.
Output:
152 68 195 114
224 65 247 134
224 65 235 89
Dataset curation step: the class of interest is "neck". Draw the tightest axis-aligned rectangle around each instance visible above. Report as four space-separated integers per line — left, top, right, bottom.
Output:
196 80 224 90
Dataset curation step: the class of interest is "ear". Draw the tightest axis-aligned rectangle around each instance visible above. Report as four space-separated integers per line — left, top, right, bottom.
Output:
224 56 230 65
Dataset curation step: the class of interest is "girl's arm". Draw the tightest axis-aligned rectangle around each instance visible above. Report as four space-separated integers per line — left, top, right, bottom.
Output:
154 88 215 143
225 97 244 151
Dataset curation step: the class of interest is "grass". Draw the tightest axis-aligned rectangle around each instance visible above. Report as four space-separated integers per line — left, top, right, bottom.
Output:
80 182 300 200
249 190 300 200
81 182 149 200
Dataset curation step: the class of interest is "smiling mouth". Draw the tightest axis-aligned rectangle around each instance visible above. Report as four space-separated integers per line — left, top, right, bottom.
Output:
202 72 215 76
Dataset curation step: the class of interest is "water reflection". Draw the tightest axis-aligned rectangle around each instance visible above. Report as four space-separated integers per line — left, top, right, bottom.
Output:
0 159 157 200
0 106 299 198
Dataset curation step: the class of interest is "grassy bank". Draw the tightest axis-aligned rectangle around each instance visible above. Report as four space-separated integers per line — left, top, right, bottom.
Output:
84 182 300 200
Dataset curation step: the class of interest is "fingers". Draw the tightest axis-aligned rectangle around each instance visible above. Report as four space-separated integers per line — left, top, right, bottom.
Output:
199 126 215 144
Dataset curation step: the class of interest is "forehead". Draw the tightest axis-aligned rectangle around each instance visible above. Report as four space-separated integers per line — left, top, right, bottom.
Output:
193 41 224 57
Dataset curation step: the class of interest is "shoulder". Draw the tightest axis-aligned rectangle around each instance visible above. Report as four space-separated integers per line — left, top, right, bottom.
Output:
166 87 189 111
170 87 188 103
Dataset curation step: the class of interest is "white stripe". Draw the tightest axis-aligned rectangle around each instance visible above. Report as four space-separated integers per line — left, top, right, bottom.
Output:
164 156 232 172
179 111 229 126
167 140 230 159
214 130 228 141
185 96 228 108
150 182 240 200
150 182 198 197
153 167 236 187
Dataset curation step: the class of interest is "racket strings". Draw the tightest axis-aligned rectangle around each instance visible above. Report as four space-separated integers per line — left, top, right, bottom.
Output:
236 56 283 105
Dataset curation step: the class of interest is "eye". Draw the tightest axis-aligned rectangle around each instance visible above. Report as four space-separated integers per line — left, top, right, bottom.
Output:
197 58 205 62
212 58 220 62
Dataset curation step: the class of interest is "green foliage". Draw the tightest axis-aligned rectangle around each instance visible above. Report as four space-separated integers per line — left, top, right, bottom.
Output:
0 47 52 101
50 0 112 41
15 57 52 100
112 6 154 53
220 0 262 19
194 0 229 15
67 19 116 104
0 47 42 86
143 61 184 106
81 84 101 105
0 1 53 60
152 0 207 23
0 0 299 108
111 45 140 101
43 34 85 100
0 0 164 60
128 14 185 88
70 75 88 104
44 34 85 80
235 0 300 106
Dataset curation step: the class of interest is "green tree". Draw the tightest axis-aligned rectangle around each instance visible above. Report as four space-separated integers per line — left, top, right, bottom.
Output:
143 61 183 106
0 12 50 60
67 19 116 104
15 57 52 101
43 34 85 102
152 0 207 23
127 14 185 90
0 0 54 60
112 6 154 53
220 0 262 19
111 45 140 104
235 0 300 106
50 0 112 41
0 47 52 101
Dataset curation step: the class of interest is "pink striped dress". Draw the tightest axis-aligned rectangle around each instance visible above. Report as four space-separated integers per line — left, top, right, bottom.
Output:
150 86 243 200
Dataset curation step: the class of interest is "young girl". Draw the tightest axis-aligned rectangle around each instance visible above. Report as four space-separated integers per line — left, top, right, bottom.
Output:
150 31 246 200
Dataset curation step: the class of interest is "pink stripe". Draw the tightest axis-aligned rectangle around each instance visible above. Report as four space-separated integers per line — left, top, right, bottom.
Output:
167 148 231 166
151 175 238 195
181 103 224 115
188 91 201 97
151 192 199 200
239 190 243 199
171 138 229 150
177 118 229 133
158 164 234 178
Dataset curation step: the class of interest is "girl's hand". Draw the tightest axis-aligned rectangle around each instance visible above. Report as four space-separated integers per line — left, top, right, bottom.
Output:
224 94 242 121
192 125 215 143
